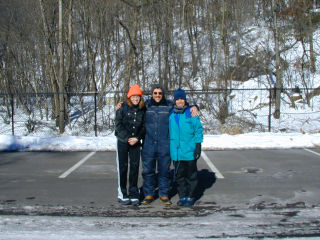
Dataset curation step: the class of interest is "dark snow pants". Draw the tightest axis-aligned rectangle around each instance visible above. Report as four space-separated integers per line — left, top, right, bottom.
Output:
116 140 140 200
141 149 171 198
174 160 198 198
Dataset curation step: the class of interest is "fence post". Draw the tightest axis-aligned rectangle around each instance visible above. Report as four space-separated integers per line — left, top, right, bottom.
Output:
268 88 272 132
94 92 97 137
10 94 14 135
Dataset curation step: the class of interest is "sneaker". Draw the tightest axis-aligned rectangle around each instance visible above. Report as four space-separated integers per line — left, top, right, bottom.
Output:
130 198 140 206
160 196 172 206
141 195 154 205
184 197 195 206
177 197 187 206
118 198 131 205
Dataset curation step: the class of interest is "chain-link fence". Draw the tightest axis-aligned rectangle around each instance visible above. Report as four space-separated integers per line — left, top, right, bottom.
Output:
0 88 319 136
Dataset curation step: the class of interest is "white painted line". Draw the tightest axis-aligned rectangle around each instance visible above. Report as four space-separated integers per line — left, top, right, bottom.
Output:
59 152 96 179
304 148 320 157
201 151 224 179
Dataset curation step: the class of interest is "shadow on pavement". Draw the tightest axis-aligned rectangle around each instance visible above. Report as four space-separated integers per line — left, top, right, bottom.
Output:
168 168 217 201
194 169 217 201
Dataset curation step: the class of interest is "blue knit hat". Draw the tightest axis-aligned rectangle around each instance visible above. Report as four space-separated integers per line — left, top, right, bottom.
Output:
174 88 186 102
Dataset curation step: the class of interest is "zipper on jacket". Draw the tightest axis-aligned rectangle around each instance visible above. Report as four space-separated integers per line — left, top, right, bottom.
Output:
176 113 180 161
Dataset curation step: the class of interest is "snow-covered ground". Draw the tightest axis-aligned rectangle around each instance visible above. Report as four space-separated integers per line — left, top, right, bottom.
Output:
1 207 320 240
0 131 320 152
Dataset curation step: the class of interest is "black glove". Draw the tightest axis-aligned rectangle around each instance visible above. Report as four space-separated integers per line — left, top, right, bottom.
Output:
194 143 201 160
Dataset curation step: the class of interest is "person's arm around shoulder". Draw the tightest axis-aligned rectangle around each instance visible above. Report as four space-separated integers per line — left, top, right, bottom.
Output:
137 106 146 141
190 104 200 117
115 101 123 111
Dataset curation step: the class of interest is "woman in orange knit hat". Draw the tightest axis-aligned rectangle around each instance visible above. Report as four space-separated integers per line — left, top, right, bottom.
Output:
115 84 146 206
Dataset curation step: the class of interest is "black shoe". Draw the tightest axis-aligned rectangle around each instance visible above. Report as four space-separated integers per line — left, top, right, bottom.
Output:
118 198 131 205
130 198 140 206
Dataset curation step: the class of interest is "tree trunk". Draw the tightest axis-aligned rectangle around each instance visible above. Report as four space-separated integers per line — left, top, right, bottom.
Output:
179 0 185 88
272 0 282 119
38 0 60 124
64 0 73 125
58 0 65 133
308 12 316 73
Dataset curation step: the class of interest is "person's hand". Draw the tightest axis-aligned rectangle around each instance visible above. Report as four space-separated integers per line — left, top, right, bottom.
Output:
116 101 123 111
194 143 201 160
128 137 139 146
190 106 199 117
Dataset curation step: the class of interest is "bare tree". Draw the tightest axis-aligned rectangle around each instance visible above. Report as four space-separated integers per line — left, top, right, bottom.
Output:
58 0 65 133
38 0 60 125
272 0 283 119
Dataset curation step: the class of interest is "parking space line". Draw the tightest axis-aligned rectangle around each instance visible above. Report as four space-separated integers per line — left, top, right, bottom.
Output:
201 151 225 179
58 152 96 179
304 148 320 157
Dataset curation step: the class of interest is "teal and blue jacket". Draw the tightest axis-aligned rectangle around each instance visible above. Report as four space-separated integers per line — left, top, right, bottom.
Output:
169 106 203 161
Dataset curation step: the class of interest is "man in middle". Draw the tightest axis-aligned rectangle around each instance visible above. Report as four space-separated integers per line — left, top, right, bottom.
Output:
140 84 173 205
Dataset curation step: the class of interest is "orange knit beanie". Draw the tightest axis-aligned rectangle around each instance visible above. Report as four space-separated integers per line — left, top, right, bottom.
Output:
127 84 143 98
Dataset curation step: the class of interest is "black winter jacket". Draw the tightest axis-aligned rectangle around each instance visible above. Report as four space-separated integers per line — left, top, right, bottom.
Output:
115 102 146 144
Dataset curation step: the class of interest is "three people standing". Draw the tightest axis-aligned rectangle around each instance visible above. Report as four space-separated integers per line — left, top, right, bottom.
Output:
115 84 202 206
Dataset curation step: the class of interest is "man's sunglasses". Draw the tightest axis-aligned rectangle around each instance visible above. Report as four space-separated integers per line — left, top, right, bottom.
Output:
153 91 162 95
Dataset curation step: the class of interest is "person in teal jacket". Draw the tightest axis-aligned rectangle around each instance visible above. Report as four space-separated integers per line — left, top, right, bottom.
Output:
169 88 203 206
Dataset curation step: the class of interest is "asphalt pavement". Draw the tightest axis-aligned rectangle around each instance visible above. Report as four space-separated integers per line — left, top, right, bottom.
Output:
1 149 320 238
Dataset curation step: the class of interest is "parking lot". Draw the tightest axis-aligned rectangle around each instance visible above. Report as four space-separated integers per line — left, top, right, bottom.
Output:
1 149 320 213
1 149 320 238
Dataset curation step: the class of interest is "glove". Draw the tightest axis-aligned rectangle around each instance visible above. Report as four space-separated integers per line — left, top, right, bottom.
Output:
194 143 201 160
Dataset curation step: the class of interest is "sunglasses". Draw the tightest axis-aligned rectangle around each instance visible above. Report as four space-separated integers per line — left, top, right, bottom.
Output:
153 91 162 95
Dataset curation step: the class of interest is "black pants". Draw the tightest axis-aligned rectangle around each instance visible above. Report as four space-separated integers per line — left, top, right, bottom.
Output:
116 140 140 200
174 160 198 198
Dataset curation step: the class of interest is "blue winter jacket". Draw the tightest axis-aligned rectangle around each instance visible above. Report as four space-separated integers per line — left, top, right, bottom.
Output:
169 107 203 161
141 98 173 157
